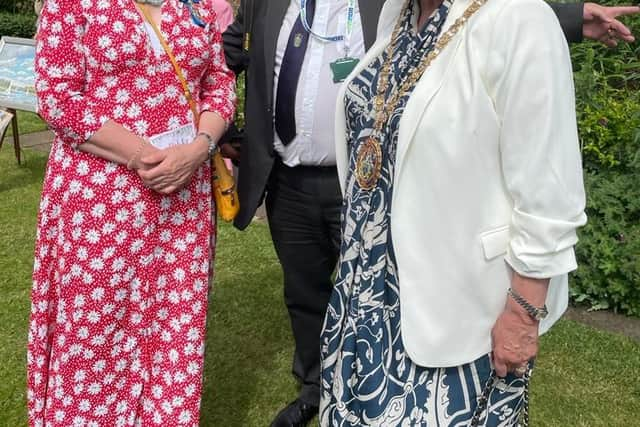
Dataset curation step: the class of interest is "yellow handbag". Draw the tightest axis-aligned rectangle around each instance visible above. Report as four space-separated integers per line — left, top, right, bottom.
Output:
139 4 239 222
210 148 240 222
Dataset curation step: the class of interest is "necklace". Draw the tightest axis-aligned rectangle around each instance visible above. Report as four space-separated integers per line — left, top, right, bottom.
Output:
355 0 488 191
135 0 165 6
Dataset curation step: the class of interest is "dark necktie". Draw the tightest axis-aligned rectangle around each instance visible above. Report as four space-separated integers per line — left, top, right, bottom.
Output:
274 0 316 145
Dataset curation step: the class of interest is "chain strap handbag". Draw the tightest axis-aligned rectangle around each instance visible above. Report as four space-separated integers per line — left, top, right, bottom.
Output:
469 367 531 427
138 4 240 222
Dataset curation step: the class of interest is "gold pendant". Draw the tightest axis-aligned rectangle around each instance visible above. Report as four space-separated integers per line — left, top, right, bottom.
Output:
355 136 383 191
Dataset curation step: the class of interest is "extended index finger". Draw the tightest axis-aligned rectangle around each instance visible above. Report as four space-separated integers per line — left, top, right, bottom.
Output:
609 6 640 18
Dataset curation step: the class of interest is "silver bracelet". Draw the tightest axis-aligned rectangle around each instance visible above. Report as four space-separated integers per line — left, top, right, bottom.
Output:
508 288 549 321
196 132 216 156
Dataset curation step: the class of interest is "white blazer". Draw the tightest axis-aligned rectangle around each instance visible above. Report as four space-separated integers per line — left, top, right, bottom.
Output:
334 0 587 367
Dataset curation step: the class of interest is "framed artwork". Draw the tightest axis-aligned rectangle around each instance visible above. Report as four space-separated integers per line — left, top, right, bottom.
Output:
0 37 37 113
0 108 13 136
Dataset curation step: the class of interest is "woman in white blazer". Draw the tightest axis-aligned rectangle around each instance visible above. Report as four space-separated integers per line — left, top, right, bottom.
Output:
319 0 587 425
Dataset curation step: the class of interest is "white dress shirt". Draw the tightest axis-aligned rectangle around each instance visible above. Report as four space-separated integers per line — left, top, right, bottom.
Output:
273 0 365 166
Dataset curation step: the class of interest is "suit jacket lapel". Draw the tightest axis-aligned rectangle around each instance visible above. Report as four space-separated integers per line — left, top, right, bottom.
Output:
394 0 471 182
359 0 386 50
264 0 291 102
338 0 473 192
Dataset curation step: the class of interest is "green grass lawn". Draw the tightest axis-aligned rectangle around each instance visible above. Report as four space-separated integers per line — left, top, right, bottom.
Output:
1 145 639 426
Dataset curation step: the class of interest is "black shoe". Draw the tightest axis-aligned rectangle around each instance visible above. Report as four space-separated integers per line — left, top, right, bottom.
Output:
270 399 319 427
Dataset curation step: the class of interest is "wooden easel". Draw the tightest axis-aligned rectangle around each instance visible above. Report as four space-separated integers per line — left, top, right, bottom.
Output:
0 108 21 164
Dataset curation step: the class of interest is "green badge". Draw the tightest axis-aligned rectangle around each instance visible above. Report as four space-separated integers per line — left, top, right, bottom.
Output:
330 57 359 83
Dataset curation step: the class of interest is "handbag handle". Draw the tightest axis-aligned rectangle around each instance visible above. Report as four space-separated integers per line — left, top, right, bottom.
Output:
137 4 201 127
470 368 531 426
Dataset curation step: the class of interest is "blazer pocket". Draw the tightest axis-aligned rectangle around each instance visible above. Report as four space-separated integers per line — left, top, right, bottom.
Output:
480 225 510 261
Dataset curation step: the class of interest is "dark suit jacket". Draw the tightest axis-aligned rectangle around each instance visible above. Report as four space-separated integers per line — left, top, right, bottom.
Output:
223 0 386 229
223 0 583 230
551 2 584 43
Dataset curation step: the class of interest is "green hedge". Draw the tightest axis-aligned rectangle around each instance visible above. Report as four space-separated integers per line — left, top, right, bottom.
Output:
573 170 640 315
0 1 33 14
571 90 640 316
0 11 36 38
569 5 640 316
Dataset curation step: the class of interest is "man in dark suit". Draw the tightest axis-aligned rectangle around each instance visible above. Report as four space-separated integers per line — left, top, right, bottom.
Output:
222 2 636 425
224 2 386 426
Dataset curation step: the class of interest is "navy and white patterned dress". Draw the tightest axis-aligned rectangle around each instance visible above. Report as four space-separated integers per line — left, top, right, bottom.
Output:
320 1 527 425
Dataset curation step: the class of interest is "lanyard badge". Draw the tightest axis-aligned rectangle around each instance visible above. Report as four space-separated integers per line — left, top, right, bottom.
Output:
330 56 359 83
300 0 359 83
179 0 206 28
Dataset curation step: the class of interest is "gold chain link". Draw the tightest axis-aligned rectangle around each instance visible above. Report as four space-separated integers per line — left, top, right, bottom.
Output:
371 0 488 136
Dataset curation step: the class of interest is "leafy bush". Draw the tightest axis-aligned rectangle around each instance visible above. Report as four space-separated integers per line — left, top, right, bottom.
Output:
0 11 36 38
0 0 33 14
572 171 640 316
570 16 640 316
571 93 640 316
578 96 640 171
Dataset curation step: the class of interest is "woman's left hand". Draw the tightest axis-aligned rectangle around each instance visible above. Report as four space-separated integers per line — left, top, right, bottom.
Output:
491 273 549 378
491 302 539 378
137 140 209 194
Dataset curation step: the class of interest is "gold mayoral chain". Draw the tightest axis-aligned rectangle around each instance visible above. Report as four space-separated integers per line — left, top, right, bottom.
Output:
355 0 488 191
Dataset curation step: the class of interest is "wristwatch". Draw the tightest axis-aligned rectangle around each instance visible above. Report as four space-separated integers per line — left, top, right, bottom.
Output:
507 288 549 321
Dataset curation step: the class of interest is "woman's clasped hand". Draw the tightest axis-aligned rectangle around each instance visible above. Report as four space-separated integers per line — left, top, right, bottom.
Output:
136 139 210 195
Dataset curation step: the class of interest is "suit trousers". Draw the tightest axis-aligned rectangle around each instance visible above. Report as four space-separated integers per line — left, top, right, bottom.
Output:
266 159 342 407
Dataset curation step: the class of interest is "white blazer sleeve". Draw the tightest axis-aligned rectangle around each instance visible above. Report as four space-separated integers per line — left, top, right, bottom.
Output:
487 0 587 278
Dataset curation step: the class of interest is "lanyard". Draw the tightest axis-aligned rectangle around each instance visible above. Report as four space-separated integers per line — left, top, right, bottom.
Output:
300 0 357 55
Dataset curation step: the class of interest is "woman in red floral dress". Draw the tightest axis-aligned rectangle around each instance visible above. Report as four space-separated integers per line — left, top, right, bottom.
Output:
28 0 235 425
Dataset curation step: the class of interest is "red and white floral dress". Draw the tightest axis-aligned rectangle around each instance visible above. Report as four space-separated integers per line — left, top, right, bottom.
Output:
28 1 235 425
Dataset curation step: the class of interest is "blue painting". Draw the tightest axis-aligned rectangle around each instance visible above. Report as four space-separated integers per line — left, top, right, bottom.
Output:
0 37 37 112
